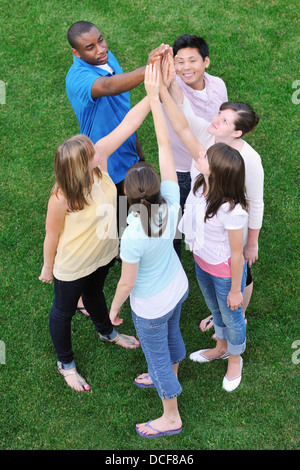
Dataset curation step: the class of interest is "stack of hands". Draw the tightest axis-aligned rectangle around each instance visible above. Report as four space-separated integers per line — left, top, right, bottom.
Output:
146 43 177 90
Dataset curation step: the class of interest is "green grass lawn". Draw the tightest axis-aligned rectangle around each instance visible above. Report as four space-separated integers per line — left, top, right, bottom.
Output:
0 0 299 451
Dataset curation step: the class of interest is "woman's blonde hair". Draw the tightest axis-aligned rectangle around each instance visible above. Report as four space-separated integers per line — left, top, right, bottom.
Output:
52 134 101 211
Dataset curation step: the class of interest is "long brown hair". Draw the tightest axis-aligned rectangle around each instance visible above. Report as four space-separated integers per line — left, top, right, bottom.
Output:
193 142 248 221
220 101 259 137
52 134 101 211
124 161 168 237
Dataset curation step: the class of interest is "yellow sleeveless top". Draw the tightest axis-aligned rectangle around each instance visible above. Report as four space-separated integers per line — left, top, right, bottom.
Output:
53 171 119 281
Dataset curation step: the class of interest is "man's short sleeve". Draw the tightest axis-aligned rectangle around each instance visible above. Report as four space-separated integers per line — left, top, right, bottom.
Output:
66 66 98 107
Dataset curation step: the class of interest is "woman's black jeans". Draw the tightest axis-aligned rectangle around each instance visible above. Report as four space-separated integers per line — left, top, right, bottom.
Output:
173 171 192 259
49 259 115 367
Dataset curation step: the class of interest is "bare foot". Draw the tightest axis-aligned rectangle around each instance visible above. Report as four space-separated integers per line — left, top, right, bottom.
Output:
136 416 182 437
199 315 213 332
115 333 140 349
200 347 228 360
99 332 140 349
134 373 154 388
226 355 242 379
57 365 91 392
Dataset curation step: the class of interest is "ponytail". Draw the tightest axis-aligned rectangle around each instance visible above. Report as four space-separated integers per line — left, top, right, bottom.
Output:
124 161 168 237
220 101 259 136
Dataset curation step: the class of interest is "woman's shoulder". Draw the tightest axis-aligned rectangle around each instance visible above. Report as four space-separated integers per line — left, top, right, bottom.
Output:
94 170 116 190
219 202 248 225
160 180 180 206
122 213 144 237
49 187 68 206
121 213 147 255
240 140 261 163
47 189 69 219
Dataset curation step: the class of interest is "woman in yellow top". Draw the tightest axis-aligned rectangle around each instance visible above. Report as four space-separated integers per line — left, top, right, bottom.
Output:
39 96 150 392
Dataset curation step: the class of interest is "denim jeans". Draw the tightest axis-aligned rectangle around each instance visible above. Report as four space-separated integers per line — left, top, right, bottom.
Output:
173 171 192 259
194 261 247 355
49 259 115 368
131 289 188 400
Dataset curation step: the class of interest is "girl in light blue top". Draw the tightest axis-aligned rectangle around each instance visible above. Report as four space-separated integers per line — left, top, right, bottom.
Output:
109 62 188 438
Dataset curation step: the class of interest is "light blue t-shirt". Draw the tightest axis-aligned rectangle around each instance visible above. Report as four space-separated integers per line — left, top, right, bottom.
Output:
120 181 182 298
66 51 139 184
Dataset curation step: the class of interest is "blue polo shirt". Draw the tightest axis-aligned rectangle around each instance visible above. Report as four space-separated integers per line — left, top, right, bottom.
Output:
66 51 139 184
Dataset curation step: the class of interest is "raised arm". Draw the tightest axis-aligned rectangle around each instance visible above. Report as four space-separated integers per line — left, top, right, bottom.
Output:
161 51 185 105
91 44 169 98
145 62 177 182
91 67 146 98
93 96 150 172
160 54 206 160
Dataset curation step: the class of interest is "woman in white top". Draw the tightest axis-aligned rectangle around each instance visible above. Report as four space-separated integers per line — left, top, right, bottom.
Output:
179 142 248 391
109 63 188 438
160 53 264 335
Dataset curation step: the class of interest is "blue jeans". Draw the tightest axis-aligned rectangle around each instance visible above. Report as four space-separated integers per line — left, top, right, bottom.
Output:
194 261 247 355
131 289 188 400
173 171 192 259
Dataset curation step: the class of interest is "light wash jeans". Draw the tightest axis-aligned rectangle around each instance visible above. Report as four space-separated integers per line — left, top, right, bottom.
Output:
195 261 247 355
131 289 188 400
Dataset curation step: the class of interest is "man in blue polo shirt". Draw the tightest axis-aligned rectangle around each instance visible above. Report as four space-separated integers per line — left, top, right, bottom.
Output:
66 21 166 187
66 21 167 318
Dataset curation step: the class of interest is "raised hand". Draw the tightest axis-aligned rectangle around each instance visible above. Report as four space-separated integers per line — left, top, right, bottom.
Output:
161 52 176 88
147 43 170 65
144 62 160 100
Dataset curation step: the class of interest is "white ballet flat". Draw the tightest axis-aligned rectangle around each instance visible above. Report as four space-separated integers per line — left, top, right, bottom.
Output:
189 349 229 363
222 357 243 392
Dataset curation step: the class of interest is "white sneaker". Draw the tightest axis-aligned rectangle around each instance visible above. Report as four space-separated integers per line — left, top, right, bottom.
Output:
222 357 243 392
189 349 229 363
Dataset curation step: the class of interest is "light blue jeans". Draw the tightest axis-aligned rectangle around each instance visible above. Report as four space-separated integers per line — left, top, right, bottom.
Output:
131 289 188 400
195 261 247 355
